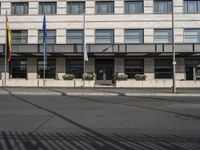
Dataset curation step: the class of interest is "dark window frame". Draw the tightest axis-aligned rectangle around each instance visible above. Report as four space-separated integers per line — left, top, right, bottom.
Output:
124 1 144 14
154 0 172 14
66 29 84 44
67 1 85 14
184 0 200 14
11 30 28 44
39 2 57 15
9 59 27 79
95 1 114 14
37 59 56 79
155 59 173 79
124 59 144 79
11 2 29 15
95 29 114 44
38 30 56 44
66 59 83 78
154 29 172 43
124 29 144 43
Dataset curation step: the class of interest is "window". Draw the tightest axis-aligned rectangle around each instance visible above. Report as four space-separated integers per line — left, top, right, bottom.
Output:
10 59 27 79
66 59 83 78
124 1 143 14
37 59 56 79
124 29 144 43
39 2 57 15
154 29 172 43
184 0 200 13
125 59 144 79
184 29 200 43
185 59 200 80
11 2 28 15
38 30 56 44
95 29 114 44
67 2 85 14
155 59 172 79
67 30 84 44
11 30 28 44
154 0 172 13
96 1 114 14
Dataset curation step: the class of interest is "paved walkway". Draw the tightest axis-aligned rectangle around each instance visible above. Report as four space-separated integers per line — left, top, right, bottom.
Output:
0 87 200 96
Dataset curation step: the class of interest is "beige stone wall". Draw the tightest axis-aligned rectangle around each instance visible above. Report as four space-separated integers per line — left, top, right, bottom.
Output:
56 58 65 80
144 58 154 80
0 0 199 44
27 58 37 80
114 58 124 73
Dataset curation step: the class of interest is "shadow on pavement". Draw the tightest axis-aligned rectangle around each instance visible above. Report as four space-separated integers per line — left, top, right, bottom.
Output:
1 131 200 150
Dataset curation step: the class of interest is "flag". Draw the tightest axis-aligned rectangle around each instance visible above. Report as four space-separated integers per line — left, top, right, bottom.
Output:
6 14 12 63
43 13 47 64
84 46 88 61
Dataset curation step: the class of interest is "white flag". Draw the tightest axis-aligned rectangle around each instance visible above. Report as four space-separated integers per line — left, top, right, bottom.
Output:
84 46 88 61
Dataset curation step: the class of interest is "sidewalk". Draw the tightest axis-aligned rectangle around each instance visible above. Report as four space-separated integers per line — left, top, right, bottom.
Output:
0 87 200 96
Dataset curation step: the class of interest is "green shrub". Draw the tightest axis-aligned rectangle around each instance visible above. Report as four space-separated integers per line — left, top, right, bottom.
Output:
62 73 75 80
135 74 147 80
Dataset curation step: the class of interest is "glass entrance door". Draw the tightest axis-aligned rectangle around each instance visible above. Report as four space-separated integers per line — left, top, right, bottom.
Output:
95 60 114 81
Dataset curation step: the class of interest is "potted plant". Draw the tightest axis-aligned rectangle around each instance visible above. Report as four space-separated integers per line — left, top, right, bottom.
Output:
135 74 147 81
82 72 95 80
62 73 75 80
114 73 128 80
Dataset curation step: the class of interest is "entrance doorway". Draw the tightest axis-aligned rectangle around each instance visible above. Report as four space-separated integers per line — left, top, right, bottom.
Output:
95 59 114 84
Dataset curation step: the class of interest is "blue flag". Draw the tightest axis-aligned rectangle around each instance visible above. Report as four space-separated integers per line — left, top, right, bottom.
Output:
43 14 47 64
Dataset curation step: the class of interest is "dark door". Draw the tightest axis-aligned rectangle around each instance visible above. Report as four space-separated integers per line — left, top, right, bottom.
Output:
95 60 114 81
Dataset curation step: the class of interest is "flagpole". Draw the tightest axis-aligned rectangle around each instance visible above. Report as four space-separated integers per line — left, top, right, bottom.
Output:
4 11 8 87
172 0 176 93
43 13 46 88
83 9 86 88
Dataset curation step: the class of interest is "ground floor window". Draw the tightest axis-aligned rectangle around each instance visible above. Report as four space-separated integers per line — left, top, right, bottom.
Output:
66 59 83 78
124 59 144 79
185 59 200 80
37 59 56 79
155 59 172 79
10 59 27 78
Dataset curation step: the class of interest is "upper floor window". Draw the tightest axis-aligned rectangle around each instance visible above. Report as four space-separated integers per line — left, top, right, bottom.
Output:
67 29 84 44
95 29 114 44
67 2 85 14
124 29 144 43
184 0 200 13
39 2 57 15
11 2 28 15
38 30 56 44
154 29 172 43
154 0 172 13
96 1 114 14
11 30 28 44
124 1 143 14
184 29 200 43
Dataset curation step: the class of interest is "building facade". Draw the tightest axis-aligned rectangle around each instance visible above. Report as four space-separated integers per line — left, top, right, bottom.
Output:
0 0 200 87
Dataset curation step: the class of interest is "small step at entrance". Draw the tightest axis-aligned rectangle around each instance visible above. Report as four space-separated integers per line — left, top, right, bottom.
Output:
95 80 114 86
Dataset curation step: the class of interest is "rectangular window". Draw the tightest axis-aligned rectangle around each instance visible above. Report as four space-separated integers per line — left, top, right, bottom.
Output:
154 0 172 13
11 2 28 15
66 59 83 78
95 29 114 44
184 29 200 43
124 59 144 79
66 30 84 44
39 2 57 15
184 0 200 13
37 59 56 79
11 30 28 44
96 1 114 14
185 59 200 80
124 29 144 43
38 30 56 44
67 2 85 14
124 1 143 14
10 59 27 79
154 29 172 43
155 59 172 79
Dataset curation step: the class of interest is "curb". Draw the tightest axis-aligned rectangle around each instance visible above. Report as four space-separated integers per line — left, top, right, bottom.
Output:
1 91 200 97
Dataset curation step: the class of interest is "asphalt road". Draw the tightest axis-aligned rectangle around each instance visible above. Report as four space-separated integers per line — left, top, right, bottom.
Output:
0 94 200 150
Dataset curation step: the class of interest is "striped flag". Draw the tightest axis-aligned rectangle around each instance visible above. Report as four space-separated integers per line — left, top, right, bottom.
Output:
43 13 47 64
6 14 12 63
